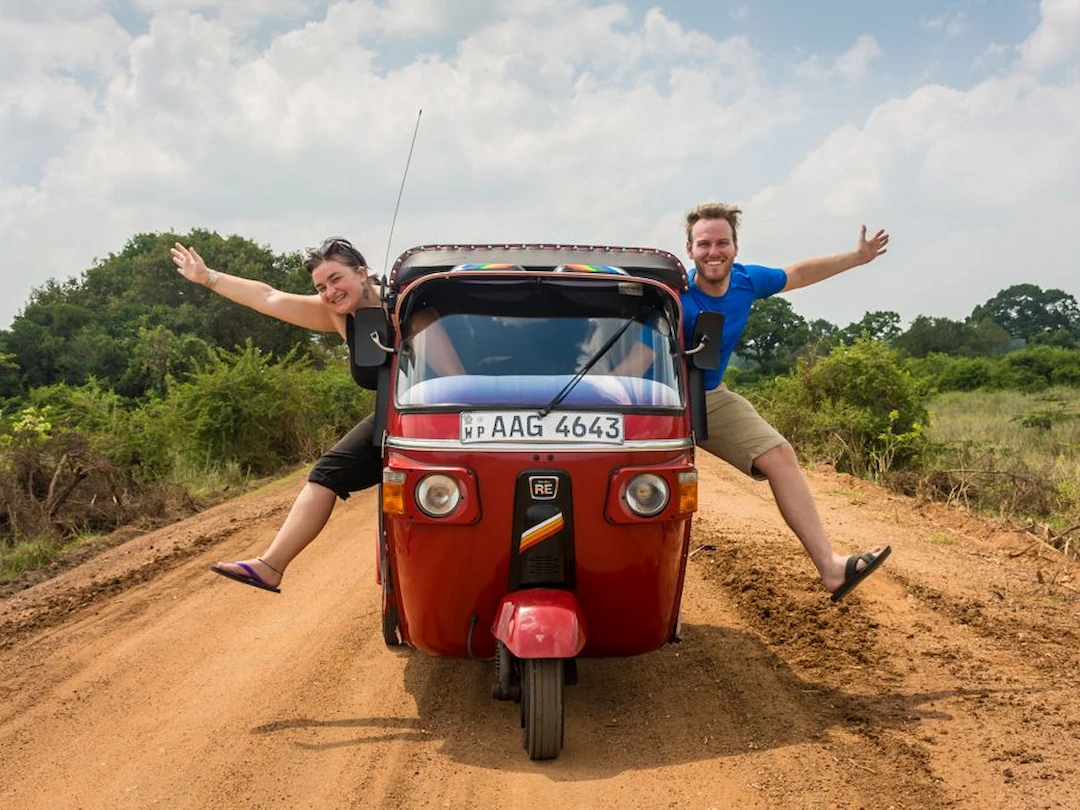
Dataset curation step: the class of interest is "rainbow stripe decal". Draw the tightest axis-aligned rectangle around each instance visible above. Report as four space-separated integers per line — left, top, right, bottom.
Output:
519 511 565 552
556 264 628 275
452 262 524 271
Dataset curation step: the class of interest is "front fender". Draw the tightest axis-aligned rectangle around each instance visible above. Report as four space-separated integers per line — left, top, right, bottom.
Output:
492 589 587 659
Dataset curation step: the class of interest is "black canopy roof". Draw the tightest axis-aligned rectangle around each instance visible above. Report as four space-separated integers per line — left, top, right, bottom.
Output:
389 243 688 291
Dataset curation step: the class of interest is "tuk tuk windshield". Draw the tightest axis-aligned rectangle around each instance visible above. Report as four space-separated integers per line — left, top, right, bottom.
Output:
396 312 682 410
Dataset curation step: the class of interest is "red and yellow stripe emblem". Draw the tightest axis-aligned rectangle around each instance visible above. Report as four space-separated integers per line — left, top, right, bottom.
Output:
519 512 564 552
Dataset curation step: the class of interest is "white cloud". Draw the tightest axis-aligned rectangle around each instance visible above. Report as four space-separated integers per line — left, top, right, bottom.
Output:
0 14 130 76
1 0 1079 334
795 34 883 83
0 11 131 185
1 77 98 130
1 2 807 322
1019 0 1080 72
744 67 1080 325
1 0 110 19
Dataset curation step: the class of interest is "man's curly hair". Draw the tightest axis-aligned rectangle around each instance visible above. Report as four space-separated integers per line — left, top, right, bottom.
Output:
685 203 742 246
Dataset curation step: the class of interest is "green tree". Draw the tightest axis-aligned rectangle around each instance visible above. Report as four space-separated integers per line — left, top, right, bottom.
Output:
807 318 840 350
0 351 18 402
737 297 810 376
838 310 901 344
0 231 317 398
970 284 1080 345
894 315 968 357
961 317 1012 356
124 324 211 397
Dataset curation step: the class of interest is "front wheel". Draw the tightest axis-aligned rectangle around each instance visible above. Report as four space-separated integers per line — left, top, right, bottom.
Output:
381 580 402 647
521 658 564 760
378 514 403 647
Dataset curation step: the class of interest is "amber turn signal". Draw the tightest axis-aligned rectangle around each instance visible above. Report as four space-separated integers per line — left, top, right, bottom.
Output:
677 470 698 514
383 469 406 515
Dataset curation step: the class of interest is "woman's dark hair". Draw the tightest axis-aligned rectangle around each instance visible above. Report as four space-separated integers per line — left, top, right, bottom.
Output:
304 237 367 275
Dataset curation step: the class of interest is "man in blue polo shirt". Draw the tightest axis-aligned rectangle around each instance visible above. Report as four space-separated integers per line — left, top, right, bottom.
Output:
685 202 891 602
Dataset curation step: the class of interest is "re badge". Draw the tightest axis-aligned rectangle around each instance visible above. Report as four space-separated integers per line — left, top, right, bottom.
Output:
529 476 558 500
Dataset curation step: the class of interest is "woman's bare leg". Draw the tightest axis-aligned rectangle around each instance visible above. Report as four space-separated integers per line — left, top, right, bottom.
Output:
213 481 338 587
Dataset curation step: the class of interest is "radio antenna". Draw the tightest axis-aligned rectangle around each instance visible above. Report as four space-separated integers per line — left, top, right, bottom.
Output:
382 108 423 278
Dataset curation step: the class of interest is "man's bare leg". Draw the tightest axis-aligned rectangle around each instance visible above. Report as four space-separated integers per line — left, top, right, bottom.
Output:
752 442 885 594
212 481 338 588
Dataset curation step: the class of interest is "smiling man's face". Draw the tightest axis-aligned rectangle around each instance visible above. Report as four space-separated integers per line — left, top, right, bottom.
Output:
687 218 739 295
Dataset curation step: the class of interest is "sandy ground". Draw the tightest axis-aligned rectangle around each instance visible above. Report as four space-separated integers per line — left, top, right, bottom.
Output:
1 452 1078 809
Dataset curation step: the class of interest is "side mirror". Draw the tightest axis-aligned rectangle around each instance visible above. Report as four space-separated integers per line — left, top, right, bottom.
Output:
352 307 394 367
350 307 393 390
686 311 723 370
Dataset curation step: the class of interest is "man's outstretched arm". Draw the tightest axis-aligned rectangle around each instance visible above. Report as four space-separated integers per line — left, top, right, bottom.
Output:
780 225 889 292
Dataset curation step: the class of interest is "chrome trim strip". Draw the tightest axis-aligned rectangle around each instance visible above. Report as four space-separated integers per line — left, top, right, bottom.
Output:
385 437 693 452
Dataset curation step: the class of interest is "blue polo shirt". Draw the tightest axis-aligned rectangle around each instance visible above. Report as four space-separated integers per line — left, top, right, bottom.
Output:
682 263 787 390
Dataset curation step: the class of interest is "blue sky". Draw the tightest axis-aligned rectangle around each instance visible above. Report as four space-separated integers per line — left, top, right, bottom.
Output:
2 0 1078 331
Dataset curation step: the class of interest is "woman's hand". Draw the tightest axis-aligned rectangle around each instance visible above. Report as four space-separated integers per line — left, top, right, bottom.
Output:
171 243 211 285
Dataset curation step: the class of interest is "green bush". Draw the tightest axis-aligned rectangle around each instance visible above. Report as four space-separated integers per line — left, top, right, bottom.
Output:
297 363 376 450
989 346 1080 392
0 402 134 542
27 380 172 485
750 339 929 478
909 346 1080 394
164 342 314 474
937 357 994 392
162 341 375 475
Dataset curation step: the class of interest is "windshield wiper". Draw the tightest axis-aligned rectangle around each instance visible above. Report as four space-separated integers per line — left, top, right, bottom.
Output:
538 316 636 417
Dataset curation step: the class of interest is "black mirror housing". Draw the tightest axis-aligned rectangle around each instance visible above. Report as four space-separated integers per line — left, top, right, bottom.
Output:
350 307 392 389
689 311 724 370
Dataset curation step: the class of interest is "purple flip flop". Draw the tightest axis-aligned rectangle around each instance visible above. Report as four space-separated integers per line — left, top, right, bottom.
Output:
210 561 281 594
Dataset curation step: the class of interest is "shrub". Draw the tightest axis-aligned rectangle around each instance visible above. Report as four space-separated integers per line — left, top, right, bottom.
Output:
0 404 133 543
296 363 376 450
28 380 172 485
162 341 374 475
989 346 1080 392
937 357 993 392
750 339 929 478
164 342 316 474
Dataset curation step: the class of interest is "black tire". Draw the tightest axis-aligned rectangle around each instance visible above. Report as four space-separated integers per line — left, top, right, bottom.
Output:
521 658 564 759
378 499 403 647
381 582 402 647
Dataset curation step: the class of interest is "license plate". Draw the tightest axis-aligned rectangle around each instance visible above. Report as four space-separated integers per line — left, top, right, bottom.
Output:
460 411 624 444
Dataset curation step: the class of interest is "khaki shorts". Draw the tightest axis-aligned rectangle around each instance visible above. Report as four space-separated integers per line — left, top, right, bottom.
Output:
697 385 787 480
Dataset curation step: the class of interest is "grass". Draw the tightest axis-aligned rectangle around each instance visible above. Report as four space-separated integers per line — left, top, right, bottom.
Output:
927 388 1080 491
923 387 1080 548
0 536 66 581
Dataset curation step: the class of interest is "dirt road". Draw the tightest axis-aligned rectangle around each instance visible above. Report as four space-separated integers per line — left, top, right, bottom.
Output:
1 453 1078 809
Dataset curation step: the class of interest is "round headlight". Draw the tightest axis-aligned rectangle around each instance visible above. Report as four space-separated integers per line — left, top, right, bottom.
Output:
624 473 669 517
416 474 462 517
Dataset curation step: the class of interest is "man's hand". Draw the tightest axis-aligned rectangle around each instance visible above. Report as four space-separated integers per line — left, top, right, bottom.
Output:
171 243 211 285
782 224 891 292
855 225 889 266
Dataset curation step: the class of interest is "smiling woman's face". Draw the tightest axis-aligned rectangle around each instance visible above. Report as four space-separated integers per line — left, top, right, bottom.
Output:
310 258 367 313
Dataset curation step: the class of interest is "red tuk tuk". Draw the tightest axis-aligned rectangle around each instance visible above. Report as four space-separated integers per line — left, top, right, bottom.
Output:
351 244 720 759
